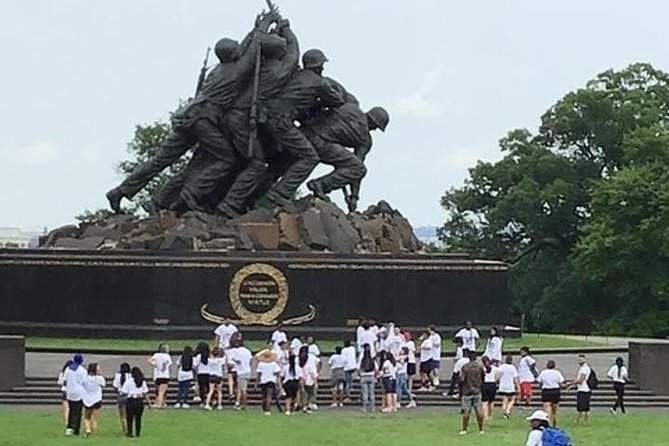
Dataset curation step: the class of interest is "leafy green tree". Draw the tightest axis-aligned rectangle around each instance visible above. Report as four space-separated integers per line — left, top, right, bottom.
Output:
439 63 669 335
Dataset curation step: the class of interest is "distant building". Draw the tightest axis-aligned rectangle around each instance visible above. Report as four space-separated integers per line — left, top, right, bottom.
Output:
0 227 46 249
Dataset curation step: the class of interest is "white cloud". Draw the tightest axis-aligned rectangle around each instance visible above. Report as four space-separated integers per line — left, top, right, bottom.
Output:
394 68 444 117
21 141 58 164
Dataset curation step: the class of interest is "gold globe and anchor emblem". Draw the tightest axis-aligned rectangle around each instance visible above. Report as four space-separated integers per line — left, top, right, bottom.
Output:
201 263 316 326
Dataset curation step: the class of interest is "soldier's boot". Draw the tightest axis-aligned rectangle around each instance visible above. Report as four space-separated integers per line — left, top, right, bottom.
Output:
215 202 242 221
105 188 125 214
306 180 330 202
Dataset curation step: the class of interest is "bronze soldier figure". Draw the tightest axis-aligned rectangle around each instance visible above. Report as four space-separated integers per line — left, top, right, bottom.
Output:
105 13 277 213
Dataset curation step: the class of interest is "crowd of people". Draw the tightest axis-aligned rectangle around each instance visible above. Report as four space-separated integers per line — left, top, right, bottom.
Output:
56 319 630 444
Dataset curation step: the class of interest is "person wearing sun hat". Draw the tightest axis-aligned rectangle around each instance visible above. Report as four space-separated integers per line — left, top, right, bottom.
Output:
255 348 280 415
525 410 550 446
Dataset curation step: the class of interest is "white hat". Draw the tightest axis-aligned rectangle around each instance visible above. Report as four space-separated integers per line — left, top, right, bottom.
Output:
526 410 550 422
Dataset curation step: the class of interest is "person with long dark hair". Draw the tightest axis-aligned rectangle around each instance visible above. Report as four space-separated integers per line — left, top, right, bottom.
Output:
148 343 172 409
358 343 378 413
608 357 629 415
112 362 131 434
298 345 318 413
483 327 504 366
57 360 73 428
64 353 86 436
121 367 150 438
193 342 211 406
281 352 302 415
481 356 501 422
176 346 194 408
82 363 105 437
380 351 398 412
206 346 226 410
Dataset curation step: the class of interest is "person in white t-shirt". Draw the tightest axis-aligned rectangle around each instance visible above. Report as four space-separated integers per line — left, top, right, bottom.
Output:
193 342 211 405
112 363 132 434
455 321 480 351
445 338 466 397
481 356 501 421
403 331 417 392
566 354 592 424
120 367 150 438
273 340 289 368
213 320 239 350
418 333 434 391
256 350 281 415
328 347 346 407
228 338 253 410
537 360 565 426
396 346 417 408
497 355 519 418
281 352 303 415
64 353 87 436
147 343 172 409
82 363 105 437
271 323 288 347
524 410 551 446
58 360 73 428
307 336 321 363
518 347 538 408
175 347 194 409
380 351 398 412
387 326 405 358
483 326 504 365
358 343 379 413
205 346 227 410
608 357 629 415
341 340 358 401
428 326 442 386
358 322 377 357
356 317 366 350
289 335 303 356
298 345 319 413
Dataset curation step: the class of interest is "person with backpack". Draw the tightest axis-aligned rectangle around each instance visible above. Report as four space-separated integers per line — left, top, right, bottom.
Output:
566 354 596 424
524 410 573 446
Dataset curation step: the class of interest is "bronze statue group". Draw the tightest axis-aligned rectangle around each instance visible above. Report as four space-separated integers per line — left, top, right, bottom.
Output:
105 5 389 219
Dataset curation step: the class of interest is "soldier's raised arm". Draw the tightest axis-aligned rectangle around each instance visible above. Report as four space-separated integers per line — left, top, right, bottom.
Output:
236 13 278 76
277 20 300 80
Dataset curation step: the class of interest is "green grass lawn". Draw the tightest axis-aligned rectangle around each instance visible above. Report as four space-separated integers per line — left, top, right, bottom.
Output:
25 333 604 353
0 409 665 446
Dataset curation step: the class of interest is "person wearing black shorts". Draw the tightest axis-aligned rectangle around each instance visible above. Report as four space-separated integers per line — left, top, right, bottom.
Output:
281 353 302 415
568 354 593 425
481 357 500 421
537 360 566 426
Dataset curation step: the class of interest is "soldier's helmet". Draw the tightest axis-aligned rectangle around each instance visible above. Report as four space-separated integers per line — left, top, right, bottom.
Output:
302 49 329 70
215 38 241 63
367 106 390 132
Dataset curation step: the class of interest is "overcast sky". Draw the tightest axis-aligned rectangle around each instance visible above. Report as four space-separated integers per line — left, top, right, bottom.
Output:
1 0 667 230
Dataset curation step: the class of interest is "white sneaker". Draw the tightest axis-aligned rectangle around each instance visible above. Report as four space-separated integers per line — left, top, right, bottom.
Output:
264 411 271 416
182 403 190 409
329 403 338 408
217 405 223 411
65 428 73 436
285 410 292 416
174 403 181 409
610 408 616 415
407 401 417 408
433 377 440 386
204 404 212 411
459 431 468 436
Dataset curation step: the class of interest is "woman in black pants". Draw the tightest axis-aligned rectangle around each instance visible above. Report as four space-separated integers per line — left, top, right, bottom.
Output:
121 367 150 438
607 357 629 414
194 342 211 405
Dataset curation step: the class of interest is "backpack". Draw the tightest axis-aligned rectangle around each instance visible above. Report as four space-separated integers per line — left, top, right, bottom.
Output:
542 427 573 446
587 368 599 390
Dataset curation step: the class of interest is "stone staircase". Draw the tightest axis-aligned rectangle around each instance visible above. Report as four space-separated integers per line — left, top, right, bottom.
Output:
2 377 669 408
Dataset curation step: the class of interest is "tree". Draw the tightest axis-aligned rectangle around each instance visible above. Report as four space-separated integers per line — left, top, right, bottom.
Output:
439 63 669 335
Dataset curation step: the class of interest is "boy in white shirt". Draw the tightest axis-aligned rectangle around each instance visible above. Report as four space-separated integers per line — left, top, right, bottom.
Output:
213 320 239 350
228 339 253 410
518 347 538 408
455 321 480 351
328 347 346 407
341 340 358 401
566 354 592 424
271 323 287 347
428 326 442 386
445 348 470 399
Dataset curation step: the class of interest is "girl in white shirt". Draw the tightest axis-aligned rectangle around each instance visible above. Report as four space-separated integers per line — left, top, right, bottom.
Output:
121 367 150 438
147 343 172 409
482 356 501 421
82 363 105 437
608 357 629 414
328 347 346 407
497 355 519 418
298 346 319 413
403 331 417 391
537 360 565 427
205 346 226 410
57 360 72 428
281 353 302 415
175 347 194 408
193 342 211 406
358 344 379 413
256 350 281 415
380 351 398 412
483 326 504 365
112 363 131 434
